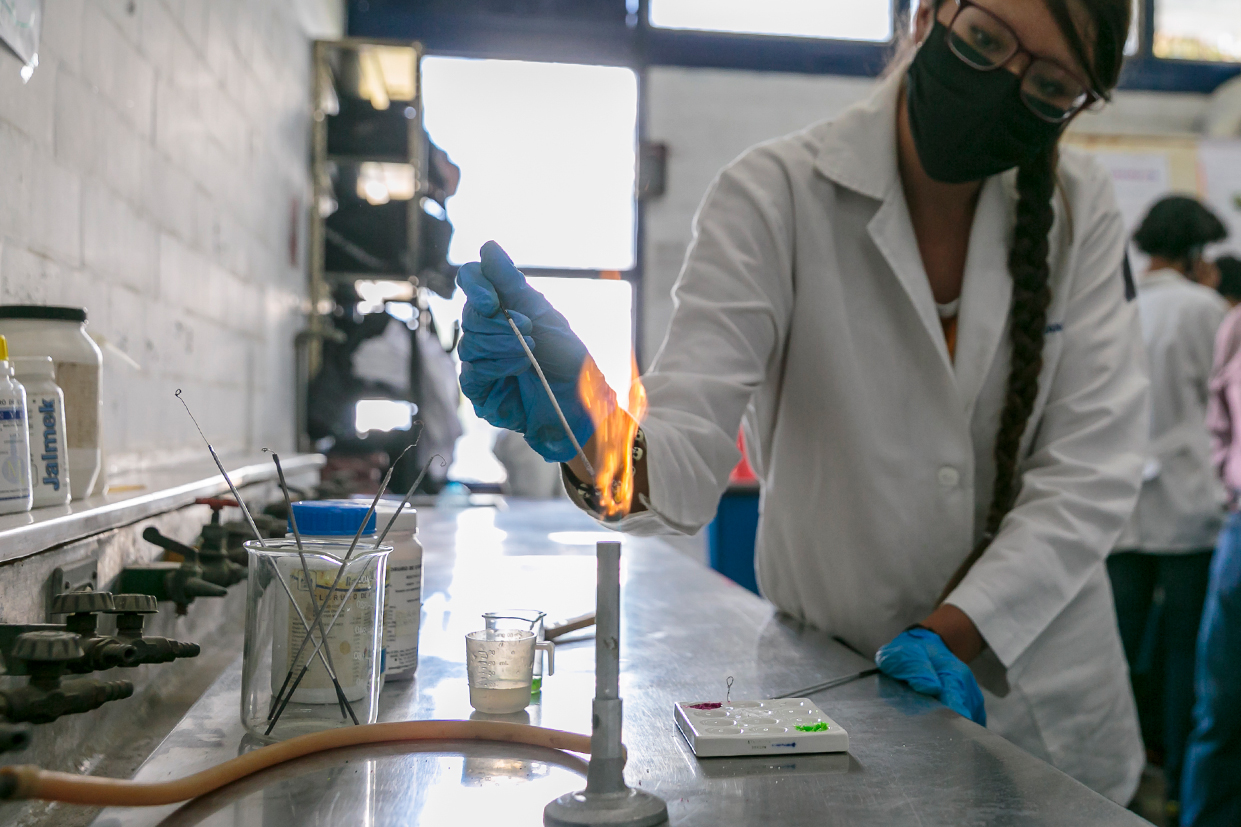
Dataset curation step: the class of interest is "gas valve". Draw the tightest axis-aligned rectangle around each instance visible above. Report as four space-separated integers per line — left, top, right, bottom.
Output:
119 527 233 614
0 631 133 724
143 526 246 589
195 497 238 563
104 594 200 664
50 592 139 673
197 497 284 565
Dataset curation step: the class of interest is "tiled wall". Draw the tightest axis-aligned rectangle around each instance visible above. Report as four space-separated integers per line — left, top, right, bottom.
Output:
0 0 343 477
641 66 1212 367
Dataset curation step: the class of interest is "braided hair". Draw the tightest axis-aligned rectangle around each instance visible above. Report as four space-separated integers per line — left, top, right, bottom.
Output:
936 0 1131 602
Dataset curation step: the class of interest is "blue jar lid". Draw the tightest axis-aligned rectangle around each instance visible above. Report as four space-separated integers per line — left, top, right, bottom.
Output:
289 501 376 537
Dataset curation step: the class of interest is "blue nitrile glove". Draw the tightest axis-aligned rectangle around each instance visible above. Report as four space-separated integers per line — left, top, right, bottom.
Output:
875 627 986 725
457 241 614 462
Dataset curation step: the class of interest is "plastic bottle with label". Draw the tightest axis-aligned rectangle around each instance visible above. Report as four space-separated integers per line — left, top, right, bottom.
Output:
0 336 33 515
373 501 422 682
0 306 102 500
12 357 70 508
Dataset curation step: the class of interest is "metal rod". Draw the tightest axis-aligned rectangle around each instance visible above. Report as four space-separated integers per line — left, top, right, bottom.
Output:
543 541 668 825
270 451 358 724
175 390 267 549
585 540 624 794
544 611 595 641
773 667 880 700
373 453 445 549
174 391 358 721
503 310 596 478
266 448 409 732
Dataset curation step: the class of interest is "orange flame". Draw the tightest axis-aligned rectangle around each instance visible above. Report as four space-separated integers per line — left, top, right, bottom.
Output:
578 354 647 519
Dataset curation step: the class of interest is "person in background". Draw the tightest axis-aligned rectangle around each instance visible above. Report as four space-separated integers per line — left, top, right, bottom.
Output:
1109 195 1229 821
1181 289 1241 827
1213 255 1241 307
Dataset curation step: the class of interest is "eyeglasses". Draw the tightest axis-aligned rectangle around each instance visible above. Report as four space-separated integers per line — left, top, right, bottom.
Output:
944 0 1101 123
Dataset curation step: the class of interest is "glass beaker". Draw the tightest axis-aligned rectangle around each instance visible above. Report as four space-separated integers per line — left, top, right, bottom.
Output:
242 538 391 741
465 629 555 714
482 610 547 693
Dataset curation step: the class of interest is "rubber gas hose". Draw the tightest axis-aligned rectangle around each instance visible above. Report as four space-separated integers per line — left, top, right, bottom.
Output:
0 720 597 806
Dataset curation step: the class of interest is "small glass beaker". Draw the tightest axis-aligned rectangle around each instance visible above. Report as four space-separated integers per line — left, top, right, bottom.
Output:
483 610 547 693
465 629 554 714
242 538 391 741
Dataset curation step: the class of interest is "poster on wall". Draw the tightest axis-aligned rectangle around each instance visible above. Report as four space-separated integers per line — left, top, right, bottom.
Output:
1065 133 1207 274
0 0 41 79
1198 139 1241 259
1088 152 1172 235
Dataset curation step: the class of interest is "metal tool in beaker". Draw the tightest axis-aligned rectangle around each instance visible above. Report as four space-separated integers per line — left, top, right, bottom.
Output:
241 539 391 741
482 610 547 693
465 629 554 714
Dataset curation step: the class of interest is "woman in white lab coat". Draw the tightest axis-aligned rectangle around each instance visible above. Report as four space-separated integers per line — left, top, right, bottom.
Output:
456 0 1146 803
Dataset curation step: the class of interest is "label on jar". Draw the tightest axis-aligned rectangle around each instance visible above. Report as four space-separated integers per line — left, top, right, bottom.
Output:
382 558 422 677
27 392 68 505
53 362 99 449
274 562 380 704
0 400 30 502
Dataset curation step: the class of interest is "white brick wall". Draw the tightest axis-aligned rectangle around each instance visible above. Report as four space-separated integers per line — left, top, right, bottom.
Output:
642 66 1210 368
0 0 343 476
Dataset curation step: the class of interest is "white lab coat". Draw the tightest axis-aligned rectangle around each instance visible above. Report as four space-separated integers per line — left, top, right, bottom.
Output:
1117 269 1228 551
571 73 1149 802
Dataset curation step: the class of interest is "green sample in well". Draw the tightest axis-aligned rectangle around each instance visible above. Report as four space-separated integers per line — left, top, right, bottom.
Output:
795 722 829 732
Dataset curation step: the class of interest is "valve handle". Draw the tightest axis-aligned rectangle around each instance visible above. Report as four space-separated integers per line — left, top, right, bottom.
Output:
142 527 200 561
12 631 83 663
105 594 159 615
195 497 239 511
51 591 114 616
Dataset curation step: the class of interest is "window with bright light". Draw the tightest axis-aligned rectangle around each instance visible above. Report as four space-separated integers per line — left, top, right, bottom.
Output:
527 277 636 405
1155 0 1241 62
355 399 416 434
649 0 892 42
421 58 638 270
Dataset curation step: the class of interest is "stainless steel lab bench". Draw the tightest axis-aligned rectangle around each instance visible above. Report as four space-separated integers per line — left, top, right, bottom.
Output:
88 500 1145 826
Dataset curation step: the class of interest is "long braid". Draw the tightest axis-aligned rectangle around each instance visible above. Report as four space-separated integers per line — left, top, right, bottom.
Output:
938 145 1058 603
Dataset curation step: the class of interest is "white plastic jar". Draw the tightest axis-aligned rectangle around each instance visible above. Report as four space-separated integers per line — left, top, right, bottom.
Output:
373 501 422 682
0 307 102 500
281 501 379 703
12 357 70 508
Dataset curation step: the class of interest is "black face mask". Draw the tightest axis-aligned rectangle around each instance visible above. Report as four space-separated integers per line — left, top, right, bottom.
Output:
906 21 1064 183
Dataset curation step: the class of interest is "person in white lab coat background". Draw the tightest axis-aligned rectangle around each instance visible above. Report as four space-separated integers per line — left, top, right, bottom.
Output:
456 0 1147 804
1110 195 1229 818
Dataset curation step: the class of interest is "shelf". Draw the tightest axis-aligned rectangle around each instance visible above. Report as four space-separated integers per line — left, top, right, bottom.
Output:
326 153 413 165
0 453 325 565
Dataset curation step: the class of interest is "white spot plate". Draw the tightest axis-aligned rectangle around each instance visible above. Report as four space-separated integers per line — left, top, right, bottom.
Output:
674 698 849 758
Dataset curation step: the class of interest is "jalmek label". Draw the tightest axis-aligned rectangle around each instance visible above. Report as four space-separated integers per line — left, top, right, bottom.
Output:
38 399 60 491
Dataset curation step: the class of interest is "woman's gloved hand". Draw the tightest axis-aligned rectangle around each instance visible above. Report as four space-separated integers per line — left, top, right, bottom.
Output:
457 241 614 462
875 627 986 725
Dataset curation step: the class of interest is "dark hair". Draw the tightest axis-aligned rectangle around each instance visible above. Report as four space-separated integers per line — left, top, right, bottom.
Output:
1218 255 1241 300
938 0 1133 602
1133 195 1228 266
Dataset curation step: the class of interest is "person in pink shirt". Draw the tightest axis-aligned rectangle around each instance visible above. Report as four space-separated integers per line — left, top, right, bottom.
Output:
1181 299 1241 827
